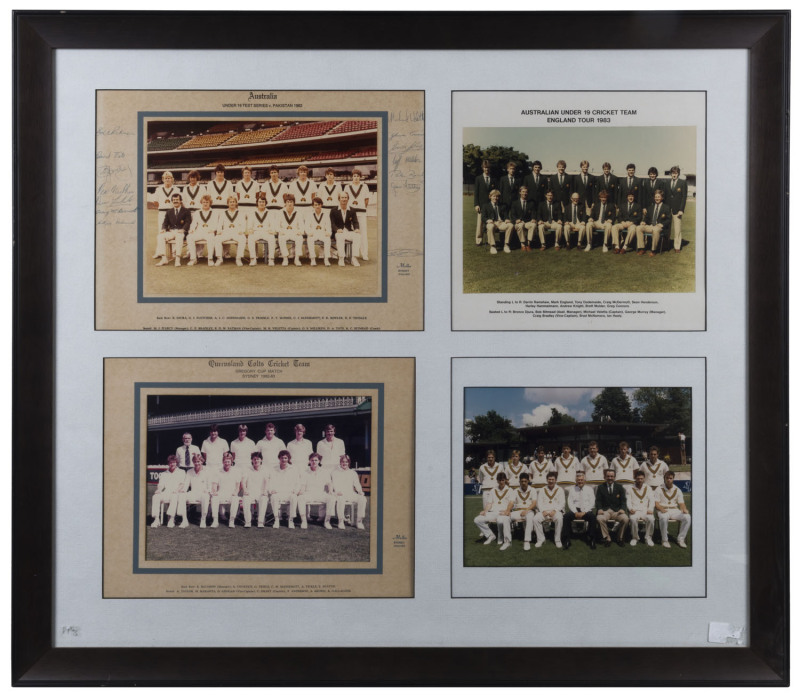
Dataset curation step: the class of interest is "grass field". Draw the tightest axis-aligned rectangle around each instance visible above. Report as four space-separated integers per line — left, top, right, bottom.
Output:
145 487 371 563
142 208 380 298
462 196 696 294
463 495 691 568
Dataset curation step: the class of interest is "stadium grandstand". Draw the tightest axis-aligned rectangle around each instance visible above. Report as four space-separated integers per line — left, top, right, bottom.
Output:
146 118 379 193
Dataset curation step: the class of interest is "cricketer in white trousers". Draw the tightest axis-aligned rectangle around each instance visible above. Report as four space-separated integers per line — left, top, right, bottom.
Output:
214 208 247 265
507 486 536 543
329 466 366 527
625 482 655 543
210 466 242 528
186 208 219 265
344 182 370 259
269 465 301 528
297 465 333 527
151 465 186 526
247 207 277 266
178 464 212 527
656 485 691 543
241 464 270 527
473 485 514 543
533 484 565 545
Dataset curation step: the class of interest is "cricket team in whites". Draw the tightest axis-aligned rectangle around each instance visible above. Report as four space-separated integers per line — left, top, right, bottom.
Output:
150 422 367 531
474 159 688 257
150 164 371 268
474 441 691 551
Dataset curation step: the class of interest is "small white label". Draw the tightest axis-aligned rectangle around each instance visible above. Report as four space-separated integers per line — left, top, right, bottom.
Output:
708 622 744 645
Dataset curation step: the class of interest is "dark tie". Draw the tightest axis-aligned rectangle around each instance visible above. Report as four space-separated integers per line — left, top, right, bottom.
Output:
548 204 553 222
185 446 190 468
573 207 578 223
600 204 604 220
652 205 659 224
672 180 676 190
559 175 563 186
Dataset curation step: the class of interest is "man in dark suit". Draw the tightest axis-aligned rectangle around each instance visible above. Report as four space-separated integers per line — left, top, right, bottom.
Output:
509 186 536 251
585 188 617 252
595 162 619 202
522 160 548 208
563 192 587 250
664 165 688 253
156 193 192 266
571 160 595 213
548 160 571 211
537 190 563 251
641 166 667 209
481 190 512 255
498 161 521 208
473 159 497 245
617 163 642 206
330 192 361 266
594 468 629 547
637 189 672 257
612 190 643 254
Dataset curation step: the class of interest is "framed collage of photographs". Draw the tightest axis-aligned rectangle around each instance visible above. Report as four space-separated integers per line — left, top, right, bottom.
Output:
13 10 788 687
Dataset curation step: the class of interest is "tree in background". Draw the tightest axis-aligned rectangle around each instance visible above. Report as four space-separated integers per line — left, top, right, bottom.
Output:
544 407 577 426
463 144 531 182
465 410 517 443
591 387 633 423
632 387 692 435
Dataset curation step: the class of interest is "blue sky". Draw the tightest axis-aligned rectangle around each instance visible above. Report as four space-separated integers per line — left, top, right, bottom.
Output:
464 387 637 428
463 126 697 176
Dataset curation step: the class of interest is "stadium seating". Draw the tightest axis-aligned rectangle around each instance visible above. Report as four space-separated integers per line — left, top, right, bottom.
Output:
271 121 341 141
350 147 378 158
148 136 192 152
178 132 236 149
328 120 377 135
223 126 286 146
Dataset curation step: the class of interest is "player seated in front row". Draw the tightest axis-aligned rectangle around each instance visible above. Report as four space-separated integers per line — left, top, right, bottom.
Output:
509 472 537 551
269 450 302 528
214 195 248 266
150 455 186 528
481 189 512 255
241 451 270 528
655 471 691 548
297 452 334 529
210 452 242 528
247 192 277 267
329 454 366 530
305 197 333 266
473 471 513 549
533 472 565 548
177 452 212 527
276 193 305 267
186 194 219 266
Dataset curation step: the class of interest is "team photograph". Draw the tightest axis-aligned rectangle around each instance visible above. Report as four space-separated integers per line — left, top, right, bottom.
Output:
461 125 698 295
144 393 373 565
462 386 693 568
143 116 381 299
